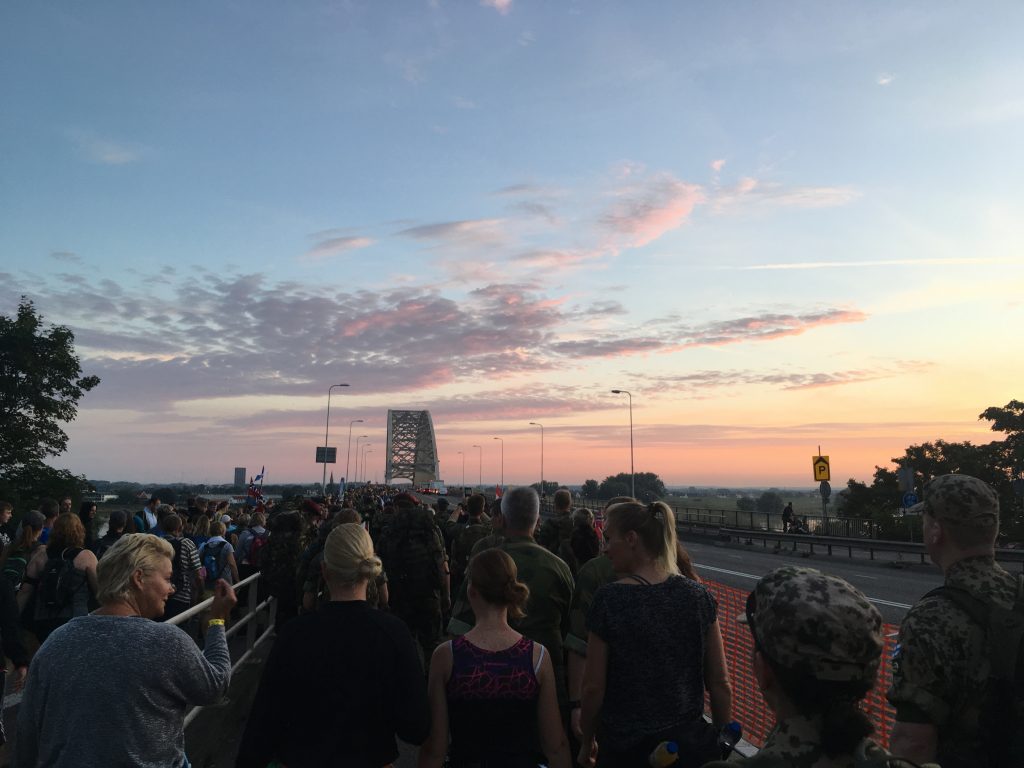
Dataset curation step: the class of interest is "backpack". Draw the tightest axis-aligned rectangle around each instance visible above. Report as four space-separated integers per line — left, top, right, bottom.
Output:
40 547 83 610
166 537 187 593
201 541 228 588
923 575 1024 767
378 510 443 602
2 543 41 590
452 522 490 582
246 529 269 566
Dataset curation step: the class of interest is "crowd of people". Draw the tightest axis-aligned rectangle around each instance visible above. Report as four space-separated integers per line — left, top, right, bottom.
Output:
0 472 1017 767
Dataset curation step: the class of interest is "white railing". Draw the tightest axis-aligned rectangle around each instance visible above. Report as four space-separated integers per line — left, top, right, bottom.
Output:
172 571 276 727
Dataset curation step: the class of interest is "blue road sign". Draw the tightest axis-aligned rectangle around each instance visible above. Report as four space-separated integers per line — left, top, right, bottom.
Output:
902 491 919 508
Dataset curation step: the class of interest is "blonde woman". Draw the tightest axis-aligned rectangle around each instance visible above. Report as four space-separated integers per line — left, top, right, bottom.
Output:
15 533 236 767
578 501 731 768
237 523 429 768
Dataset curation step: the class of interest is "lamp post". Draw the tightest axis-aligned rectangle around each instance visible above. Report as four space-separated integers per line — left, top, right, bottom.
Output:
529 422 544 498
360 444 372 483
345 419 364 487
458 451 466 492
322 384 350 492
611 389 634 499
354 434 368 483
472 444 482 490
493 437 504 489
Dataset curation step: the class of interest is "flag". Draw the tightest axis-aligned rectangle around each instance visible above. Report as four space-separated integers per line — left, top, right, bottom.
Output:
254 466 265 483
495 484 503 498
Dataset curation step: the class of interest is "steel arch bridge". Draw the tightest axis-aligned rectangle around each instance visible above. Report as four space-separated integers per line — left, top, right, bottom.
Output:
385 410 439 485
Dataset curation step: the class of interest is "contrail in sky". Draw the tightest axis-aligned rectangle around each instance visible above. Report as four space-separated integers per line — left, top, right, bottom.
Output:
731 257 1017 270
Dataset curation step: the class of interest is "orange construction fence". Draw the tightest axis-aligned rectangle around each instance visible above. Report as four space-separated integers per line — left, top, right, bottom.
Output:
703 577 898 749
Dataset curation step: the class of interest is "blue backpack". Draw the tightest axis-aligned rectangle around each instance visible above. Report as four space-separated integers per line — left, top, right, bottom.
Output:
202 541 228 589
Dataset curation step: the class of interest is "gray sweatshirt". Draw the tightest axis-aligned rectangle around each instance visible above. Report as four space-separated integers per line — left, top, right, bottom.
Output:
15 615 231 767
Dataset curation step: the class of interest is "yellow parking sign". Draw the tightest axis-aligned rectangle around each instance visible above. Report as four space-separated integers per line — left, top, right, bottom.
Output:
813 455 831 482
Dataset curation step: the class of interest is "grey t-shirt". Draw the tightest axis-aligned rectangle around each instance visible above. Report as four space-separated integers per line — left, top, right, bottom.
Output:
15 614 231 767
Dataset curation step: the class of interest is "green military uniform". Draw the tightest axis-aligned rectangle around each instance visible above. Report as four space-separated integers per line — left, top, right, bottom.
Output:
887 473 1019 768
450 519 491 587
536 511 573 555
564 554 614 657
887 555 1018 764
448 534 574 700
702 715 899 768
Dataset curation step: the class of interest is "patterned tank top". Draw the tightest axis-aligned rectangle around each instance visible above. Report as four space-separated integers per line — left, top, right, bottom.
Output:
445 635 543 766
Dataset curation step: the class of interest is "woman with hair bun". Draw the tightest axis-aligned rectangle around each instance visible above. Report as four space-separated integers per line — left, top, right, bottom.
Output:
236 523 429 768
420 548 570 768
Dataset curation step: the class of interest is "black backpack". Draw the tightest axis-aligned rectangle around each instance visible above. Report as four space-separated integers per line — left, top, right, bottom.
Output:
923 574 1024 767
40 547 82 610
2 543 41 590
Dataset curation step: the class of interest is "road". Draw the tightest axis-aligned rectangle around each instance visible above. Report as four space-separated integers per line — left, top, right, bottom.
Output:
680 535 944 624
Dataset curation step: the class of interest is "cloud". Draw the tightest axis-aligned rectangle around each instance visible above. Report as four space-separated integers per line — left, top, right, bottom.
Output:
712 178 859 211
481 0 512 14
877 72 895 86
710 159 726 173
518 30 536 47
304 235 374 261
452 96 477 110
511 201 560 224
732 257 1015 271
397 218 506 248
632 360 932 396
601 174 704 248
49 251 80 263
68 130 142 165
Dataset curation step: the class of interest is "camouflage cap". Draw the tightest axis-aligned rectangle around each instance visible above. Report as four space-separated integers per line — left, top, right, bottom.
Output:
743 565 883 683
909 473 999 525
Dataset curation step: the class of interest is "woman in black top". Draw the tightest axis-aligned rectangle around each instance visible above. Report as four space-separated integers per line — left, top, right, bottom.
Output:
236 523 429 768
578 501 732 768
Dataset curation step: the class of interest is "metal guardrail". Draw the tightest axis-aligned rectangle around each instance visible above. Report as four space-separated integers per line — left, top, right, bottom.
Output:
717 528 1024 569
174 571 276 728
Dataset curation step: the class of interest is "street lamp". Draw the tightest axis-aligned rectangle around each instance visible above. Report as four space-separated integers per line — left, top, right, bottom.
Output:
346 419 364 487
360 444 372 483
322 384 350 491
611 389 634 499
363 450 373 484
529 422 544 497
354 434 368 483
472 444 482 490
457 451 466 492
493 437 504 489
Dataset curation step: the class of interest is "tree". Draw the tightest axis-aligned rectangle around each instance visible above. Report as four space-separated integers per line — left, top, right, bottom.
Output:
0 299 99 507
582 479 600 498
756 490 784 516
736 496 756 512
598 472 666 501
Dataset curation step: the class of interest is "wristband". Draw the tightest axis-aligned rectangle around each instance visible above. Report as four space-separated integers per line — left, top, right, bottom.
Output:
207 618 226 628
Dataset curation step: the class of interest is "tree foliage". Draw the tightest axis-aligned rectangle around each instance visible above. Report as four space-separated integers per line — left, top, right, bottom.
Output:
597 472 666 501
582 479 600 498
736 496 757 512
0 299 99 507
756 490 785 515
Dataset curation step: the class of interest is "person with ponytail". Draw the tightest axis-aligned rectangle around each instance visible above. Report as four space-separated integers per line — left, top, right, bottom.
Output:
702 566 931 768
420 548 570 768
237 523 429 768
578 501 731 768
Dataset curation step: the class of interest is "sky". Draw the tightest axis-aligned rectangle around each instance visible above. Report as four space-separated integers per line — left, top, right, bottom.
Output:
2 1 1022 488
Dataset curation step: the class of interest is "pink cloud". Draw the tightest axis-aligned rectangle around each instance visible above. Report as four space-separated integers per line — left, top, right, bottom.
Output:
481 0 513 15
602 174 705 248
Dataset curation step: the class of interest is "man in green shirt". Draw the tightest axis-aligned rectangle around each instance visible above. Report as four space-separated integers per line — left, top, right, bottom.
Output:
448 486 574 702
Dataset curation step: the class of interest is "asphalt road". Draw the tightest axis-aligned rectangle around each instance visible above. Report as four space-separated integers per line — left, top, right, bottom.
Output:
679 535 944 624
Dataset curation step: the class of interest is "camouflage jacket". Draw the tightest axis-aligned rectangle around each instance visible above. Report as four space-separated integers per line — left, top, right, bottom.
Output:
564 554 614 656
701 715 909 768
536 512 573 555
887 555 1018 763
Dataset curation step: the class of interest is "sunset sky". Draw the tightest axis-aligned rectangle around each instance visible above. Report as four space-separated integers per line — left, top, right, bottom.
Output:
2 2 1022 487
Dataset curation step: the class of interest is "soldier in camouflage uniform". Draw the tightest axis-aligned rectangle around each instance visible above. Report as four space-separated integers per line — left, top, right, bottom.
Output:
704 566 922 768
448 486 574 704
887 474 1020 768
536 488 574 555
378 493 449 666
